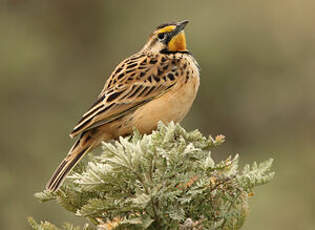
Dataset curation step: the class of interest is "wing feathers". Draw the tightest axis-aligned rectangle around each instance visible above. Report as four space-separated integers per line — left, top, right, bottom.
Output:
70 54 179 138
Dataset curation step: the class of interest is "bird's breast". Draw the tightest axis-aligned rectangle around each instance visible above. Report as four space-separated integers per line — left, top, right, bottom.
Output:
130 59 200 134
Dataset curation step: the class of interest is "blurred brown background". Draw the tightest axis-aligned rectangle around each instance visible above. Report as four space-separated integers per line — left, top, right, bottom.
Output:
1 0 315 229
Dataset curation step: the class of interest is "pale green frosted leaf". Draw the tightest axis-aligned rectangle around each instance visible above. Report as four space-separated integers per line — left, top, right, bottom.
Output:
77 198 109 217
168 208 185 221
128 193 151 208
34 190 56 202
238 158 275 190
201 152 215 169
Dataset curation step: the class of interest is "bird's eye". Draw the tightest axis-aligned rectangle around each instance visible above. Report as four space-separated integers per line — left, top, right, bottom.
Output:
158 33 166 40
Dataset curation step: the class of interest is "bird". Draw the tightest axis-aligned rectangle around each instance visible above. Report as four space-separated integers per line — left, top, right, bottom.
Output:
46 20 200 191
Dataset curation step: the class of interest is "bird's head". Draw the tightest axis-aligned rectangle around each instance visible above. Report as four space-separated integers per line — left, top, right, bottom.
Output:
142 20 189 54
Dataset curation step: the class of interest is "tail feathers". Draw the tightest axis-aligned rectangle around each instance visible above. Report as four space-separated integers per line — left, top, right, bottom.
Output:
46 140 93 192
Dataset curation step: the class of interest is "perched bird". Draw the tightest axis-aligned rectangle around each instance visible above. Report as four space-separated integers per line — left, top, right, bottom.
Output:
46 20 200 191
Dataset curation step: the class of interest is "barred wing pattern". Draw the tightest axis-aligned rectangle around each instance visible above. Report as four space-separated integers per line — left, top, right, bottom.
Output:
70 53 181 138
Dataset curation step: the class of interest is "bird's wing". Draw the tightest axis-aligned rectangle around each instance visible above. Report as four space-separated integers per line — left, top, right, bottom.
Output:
70 53 180 138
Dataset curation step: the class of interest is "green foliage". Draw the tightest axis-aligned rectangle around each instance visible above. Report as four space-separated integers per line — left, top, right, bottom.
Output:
27 217 86 230
32 122 274 230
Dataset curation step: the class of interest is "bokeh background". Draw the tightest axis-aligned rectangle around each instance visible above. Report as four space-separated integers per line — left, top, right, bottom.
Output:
1 0 315 229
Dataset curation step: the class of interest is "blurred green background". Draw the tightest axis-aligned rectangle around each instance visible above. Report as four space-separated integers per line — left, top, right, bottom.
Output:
1 0 315 229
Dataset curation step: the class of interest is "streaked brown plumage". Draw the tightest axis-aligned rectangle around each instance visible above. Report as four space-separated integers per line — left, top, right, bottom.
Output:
46 20 200 191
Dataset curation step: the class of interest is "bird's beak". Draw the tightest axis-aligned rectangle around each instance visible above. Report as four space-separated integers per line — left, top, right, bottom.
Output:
168 20 189 52
170 20 189 38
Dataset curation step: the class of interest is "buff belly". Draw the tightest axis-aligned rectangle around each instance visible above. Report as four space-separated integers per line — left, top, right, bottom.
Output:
130 75 200 134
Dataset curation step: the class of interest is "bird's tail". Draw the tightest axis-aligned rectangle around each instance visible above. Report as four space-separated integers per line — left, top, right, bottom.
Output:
46 132 95 192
